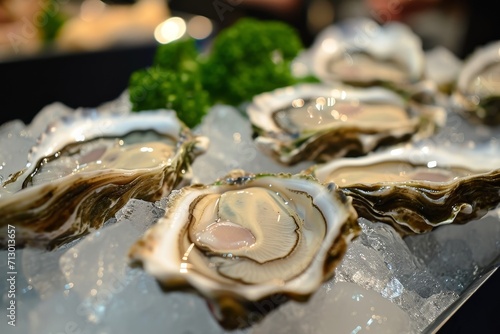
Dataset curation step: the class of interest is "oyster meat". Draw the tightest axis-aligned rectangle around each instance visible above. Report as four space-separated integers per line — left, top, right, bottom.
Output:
451 40 500 125
129 170 359 329
0 108 208 249
310 145 500 236
248 83 444 165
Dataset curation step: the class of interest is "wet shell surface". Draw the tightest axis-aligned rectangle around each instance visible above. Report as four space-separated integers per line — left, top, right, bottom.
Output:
451 40 500 125
247 83 444 165
310 18 425 88
129 170 359 329
0 109 208 249
309 145 500 236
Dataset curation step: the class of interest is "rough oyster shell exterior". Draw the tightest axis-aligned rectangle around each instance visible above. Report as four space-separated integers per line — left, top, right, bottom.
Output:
129 170 359 329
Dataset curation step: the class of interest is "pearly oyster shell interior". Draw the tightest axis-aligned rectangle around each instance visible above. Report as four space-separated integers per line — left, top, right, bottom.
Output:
310 146 500 236
0 109 208 249
248 83 444 165
129 170 359 329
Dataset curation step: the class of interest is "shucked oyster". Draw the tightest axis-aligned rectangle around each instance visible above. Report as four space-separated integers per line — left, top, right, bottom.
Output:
310 18 425 89
129 170 359 329
248 83 444 165
0 109 208 249
309 145 500 236
451 40 500 125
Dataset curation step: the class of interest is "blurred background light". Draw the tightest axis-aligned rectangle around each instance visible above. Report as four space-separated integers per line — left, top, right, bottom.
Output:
80 0 108 23
187 15 213 40
154 16 186 44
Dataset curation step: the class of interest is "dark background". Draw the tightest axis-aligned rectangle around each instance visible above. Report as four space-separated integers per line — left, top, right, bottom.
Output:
0 42 157 125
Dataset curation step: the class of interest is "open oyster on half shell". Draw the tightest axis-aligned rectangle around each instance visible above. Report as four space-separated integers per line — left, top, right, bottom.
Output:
0 109 208 249
451 40 500 125
129 170 359 329
248 83 444 165
310 18 425 90
309 145 500 236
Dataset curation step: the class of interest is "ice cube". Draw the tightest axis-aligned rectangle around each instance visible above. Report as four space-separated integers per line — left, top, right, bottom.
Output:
58 199 164 323
251 281 415 334
335 219 459 331
0 120 35 183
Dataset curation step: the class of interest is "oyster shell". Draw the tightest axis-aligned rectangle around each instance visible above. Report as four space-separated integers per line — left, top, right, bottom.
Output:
247 83 444 165
310 18 425 89
309 145 500 236
0 109 208 249
451 40 500 125
129 170 359 329
424 46 463 94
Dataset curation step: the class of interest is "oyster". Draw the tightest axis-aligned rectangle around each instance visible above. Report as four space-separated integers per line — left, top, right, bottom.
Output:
247 83 444 165
451 40 500 125
310 18 425 89
309 145 500 236
0 109 208 249
424 46 463 94
129 170 359 329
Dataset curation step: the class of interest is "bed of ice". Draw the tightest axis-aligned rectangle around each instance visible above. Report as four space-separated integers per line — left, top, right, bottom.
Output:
1 96 500 334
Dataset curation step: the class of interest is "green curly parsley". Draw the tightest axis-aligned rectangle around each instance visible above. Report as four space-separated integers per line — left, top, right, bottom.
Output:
129 18 309 128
